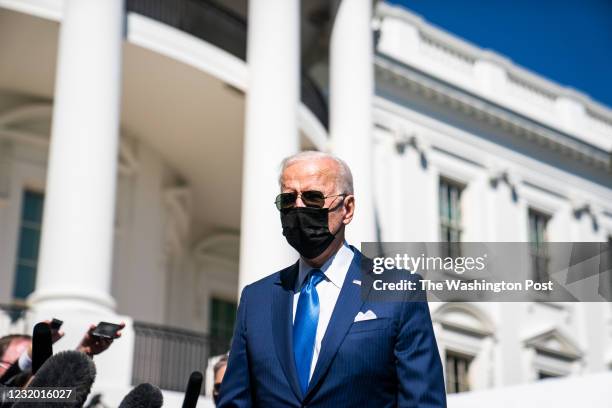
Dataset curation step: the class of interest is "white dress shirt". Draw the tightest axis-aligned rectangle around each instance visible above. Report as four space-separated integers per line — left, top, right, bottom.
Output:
292 241 354 380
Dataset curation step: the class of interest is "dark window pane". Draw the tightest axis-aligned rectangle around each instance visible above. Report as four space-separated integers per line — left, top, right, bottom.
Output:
210 297 237 355
22 191 44 223
13 264 37 300
528 209 550 283
13 190 45 300
17 227 41 260
539 371 561 380
439 179 463 259
445 351 472 394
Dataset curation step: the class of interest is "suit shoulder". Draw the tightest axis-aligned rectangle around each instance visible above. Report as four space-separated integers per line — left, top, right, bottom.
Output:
245 272 279 291
241 262 297 294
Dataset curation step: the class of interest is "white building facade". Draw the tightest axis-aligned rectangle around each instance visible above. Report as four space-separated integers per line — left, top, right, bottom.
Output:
0 0 611 406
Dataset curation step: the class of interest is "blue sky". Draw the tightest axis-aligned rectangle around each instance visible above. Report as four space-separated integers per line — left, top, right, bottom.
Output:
387 0 612 108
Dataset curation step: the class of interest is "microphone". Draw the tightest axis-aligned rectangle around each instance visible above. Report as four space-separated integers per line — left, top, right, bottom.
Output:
118 383 163 408
182 371 203 408
13 350 96 408
1 383 10 407
31 322 53 374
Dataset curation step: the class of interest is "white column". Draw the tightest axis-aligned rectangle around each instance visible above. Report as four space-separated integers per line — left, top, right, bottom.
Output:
238 0 300 292
329 0 376 246
30 0 124 313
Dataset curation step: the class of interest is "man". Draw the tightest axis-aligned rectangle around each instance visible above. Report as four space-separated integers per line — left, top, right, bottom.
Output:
0 321 125 386
213 354 229 406
218 151 446 407
0 334 30 377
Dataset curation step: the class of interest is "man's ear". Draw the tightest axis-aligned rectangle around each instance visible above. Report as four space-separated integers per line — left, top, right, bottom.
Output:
343 195 355 225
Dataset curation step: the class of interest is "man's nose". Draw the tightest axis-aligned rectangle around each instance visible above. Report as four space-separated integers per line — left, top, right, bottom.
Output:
295 195 306 208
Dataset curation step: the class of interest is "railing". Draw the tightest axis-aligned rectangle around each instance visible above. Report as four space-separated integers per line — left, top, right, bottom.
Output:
126 0 329 129
132 321 227 394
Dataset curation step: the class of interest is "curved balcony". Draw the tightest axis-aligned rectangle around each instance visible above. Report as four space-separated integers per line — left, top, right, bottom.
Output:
127 0 329 129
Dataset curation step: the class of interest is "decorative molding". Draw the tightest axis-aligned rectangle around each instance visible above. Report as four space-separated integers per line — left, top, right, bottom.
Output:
163 184 193 258
523 327 583 361
193 232 240 270
0 103 53 128
488 167 519 201
0 0 63 22
374 56 611 172
432 302 495 338
392 127 416 154
0 103 53 149
570 197 600 228
376 1 612 124
118 133 139 176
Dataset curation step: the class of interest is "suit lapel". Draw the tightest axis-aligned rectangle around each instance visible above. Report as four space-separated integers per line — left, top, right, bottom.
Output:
305 248 369 399
272 262 303 401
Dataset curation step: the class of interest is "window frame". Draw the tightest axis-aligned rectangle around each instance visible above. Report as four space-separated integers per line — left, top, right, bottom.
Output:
445 349 474 394
527 208 551 285
12 189 45 301
209 296 237 355
439 177 465 259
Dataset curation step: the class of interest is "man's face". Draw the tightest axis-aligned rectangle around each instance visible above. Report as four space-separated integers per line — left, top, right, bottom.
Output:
280 158 353 234
0 338 30 375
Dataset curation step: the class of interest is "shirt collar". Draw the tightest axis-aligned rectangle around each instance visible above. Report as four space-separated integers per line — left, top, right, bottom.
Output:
297 241 354 292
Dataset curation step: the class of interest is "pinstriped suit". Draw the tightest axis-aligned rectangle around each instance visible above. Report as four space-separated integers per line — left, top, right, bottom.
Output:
218 246 447 407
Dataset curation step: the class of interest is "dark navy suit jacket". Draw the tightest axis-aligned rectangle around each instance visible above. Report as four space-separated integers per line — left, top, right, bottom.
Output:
218 247 446 407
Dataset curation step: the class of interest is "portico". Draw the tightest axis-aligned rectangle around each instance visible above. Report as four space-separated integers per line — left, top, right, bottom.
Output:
0 0 376 313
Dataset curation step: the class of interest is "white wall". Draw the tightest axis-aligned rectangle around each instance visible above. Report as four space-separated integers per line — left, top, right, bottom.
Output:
372 83 612 390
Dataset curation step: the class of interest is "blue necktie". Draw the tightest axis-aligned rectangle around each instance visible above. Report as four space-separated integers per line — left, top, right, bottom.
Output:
293 269 325 395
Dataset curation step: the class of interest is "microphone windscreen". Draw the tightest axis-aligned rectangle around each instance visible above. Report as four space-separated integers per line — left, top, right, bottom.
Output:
182 371 203 408
118 383 163 408
14 350 96 408
31 322 53 374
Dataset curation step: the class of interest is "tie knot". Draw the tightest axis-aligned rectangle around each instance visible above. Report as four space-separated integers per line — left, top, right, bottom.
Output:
306 269 325 288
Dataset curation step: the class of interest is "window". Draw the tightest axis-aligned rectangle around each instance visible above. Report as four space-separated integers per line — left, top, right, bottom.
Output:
528 209 550 284
13 191 45 301
439 179 463 258
445 350 472 393
538 371 561 380
209 297 237 356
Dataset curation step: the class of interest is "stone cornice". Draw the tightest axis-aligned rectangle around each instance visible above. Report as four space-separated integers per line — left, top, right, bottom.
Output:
374 54 611 172
375 2 612 118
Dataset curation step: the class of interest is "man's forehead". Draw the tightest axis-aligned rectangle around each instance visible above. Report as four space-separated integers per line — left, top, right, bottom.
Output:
281 160 337 190
282 159 337 179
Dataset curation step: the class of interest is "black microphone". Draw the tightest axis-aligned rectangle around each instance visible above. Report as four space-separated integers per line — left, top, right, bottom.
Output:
118 383 163 408
31 322 53 374
0 383 10 408
13 350 96 408
182 371 203 408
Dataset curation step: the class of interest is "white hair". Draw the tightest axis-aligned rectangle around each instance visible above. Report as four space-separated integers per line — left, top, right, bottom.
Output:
279 151 354 194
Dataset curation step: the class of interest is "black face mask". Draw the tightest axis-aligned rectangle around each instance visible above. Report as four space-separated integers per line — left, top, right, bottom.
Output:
280 207 339 259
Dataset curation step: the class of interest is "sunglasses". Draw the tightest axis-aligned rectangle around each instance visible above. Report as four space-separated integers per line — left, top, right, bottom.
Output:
275 191 347 210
